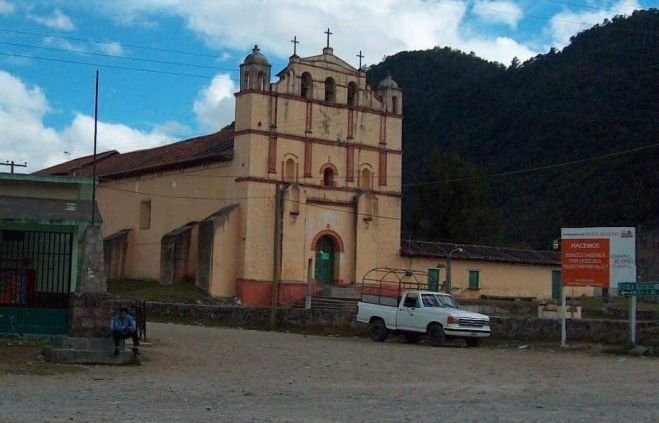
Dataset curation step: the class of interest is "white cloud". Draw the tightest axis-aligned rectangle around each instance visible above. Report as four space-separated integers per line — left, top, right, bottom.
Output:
193 73 236 131
549 0 641 47
43 37 125 57
43 37 87 53
0 0 15 15
472 1 523 28
97 42 124 56
29 9 76 31
97 0 538 65
0 69 177 172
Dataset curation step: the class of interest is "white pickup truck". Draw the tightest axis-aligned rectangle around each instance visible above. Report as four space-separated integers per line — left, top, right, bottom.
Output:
356 290 491 347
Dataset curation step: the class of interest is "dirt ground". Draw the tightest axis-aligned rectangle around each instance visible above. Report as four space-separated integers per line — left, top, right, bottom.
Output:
1 323 657 423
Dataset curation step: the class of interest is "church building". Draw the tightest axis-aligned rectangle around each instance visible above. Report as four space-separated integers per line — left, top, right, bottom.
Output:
37 38 578 305
38 39 405 306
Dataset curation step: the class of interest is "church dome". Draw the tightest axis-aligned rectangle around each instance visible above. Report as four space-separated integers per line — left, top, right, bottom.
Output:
244 45 269 66
378 75 399 90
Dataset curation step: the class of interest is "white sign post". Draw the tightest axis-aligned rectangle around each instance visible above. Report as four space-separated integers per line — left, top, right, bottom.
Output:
560 227 636 347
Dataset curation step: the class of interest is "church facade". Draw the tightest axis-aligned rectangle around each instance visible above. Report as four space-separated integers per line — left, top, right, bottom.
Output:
37 41 583 305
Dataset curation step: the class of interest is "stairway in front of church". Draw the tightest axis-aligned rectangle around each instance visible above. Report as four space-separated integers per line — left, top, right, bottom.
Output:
290 286 361 312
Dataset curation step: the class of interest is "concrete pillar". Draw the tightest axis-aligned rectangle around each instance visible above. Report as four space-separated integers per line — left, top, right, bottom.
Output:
79 226 107 293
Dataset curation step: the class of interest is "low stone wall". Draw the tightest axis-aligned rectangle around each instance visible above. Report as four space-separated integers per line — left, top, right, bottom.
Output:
139 301 658 346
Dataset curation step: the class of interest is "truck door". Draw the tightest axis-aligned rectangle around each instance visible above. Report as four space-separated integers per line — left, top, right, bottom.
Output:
397 293 420 331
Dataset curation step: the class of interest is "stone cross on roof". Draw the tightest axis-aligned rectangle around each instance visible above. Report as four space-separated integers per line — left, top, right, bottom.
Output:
324 28 333 48
291 35 299 56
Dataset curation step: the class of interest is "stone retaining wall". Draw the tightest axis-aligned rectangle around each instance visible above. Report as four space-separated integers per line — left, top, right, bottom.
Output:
136 301 658 346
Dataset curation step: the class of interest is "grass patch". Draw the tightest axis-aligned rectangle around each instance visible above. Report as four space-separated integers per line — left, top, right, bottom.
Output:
108 279 214 304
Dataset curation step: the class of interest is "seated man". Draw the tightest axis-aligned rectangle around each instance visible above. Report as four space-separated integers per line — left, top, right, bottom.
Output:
111 306 140 356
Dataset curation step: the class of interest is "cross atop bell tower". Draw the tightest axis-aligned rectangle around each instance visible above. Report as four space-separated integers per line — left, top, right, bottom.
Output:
322 27 334 55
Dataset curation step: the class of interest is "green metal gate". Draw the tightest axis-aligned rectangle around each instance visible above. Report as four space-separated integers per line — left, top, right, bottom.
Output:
314 236 335 285
552 270 562 302
0 229 73 334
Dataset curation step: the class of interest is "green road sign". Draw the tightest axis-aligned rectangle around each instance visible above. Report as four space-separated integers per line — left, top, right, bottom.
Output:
618 282 659 296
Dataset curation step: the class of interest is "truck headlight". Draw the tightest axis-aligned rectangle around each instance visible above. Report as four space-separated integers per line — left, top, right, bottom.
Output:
447 315 459 324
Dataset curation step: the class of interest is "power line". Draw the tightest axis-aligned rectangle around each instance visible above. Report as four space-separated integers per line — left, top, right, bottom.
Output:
402 141 659 188
0 26 221 58
0 40 238 72
0 51 216 79
99 183 274 200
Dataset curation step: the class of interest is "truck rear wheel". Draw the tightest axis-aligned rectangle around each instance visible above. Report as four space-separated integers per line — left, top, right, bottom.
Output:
369 319 388 342
428 323 446 347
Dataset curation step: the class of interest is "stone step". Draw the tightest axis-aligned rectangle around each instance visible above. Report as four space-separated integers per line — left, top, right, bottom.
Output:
52 336 115 350
42 347 139 365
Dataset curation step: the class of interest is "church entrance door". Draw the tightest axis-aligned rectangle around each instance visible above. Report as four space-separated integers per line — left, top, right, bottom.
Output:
314 235 335 285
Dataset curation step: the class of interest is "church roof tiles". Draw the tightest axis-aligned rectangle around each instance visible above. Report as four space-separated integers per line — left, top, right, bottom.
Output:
36 124 234 180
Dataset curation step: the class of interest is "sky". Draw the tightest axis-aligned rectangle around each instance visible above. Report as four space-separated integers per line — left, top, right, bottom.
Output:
0 0 655 172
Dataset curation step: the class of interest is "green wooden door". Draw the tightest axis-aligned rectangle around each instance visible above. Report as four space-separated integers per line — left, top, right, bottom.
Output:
314 236 335 285
552 270 562 301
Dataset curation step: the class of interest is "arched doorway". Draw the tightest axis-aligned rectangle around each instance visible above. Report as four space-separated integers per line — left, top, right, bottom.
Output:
314 235 335 285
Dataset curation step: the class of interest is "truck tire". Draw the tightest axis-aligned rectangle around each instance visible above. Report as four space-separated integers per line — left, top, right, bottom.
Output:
404 332 421 344
465 338 480 348
369 319 388 342
428 323 446 347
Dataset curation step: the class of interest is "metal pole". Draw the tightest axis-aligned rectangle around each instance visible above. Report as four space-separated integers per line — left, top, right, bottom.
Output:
270 184 283 330
305 258 312 310
91 70 99 226
561 287 567 347
630 294 637 344
446 255 452 294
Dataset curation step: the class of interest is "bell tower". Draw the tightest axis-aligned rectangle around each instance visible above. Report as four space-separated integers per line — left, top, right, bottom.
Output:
239 45 271 91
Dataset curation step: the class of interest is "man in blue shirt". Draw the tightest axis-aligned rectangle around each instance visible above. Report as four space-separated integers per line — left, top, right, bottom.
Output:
111 306 140 356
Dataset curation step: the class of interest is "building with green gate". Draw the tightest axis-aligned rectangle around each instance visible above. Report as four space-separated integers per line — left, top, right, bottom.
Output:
0 173 101 335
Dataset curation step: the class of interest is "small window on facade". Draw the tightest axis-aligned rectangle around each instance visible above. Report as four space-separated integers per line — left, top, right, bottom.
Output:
347 81 358 106
469 270 480 290
392 96 398 114
323 167 335 187
257 71 265 91
359 168 372 189
139 200 151 230
284 158 296 182
324 77 336 102
301 72 312 99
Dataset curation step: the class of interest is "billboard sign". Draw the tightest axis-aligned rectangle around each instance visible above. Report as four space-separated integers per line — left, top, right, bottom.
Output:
560 227 636 289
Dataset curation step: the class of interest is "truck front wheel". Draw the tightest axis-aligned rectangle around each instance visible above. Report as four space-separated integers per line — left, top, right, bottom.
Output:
369 319 388 342
428 323 446 347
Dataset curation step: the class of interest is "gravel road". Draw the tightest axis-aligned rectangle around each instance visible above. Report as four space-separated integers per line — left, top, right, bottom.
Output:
1 322 657 422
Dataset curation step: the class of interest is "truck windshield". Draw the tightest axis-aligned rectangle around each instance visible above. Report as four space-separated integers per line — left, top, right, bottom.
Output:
421 293 458 308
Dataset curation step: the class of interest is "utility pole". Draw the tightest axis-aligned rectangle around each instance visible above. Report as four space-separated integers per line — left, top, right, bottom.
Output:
270 183 284 330
91 70 100 226
1 161 27 174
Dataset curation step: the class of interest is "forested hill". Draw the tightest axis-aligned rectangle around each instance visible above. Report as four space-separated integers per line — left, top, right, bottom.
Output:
367 9 659 249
